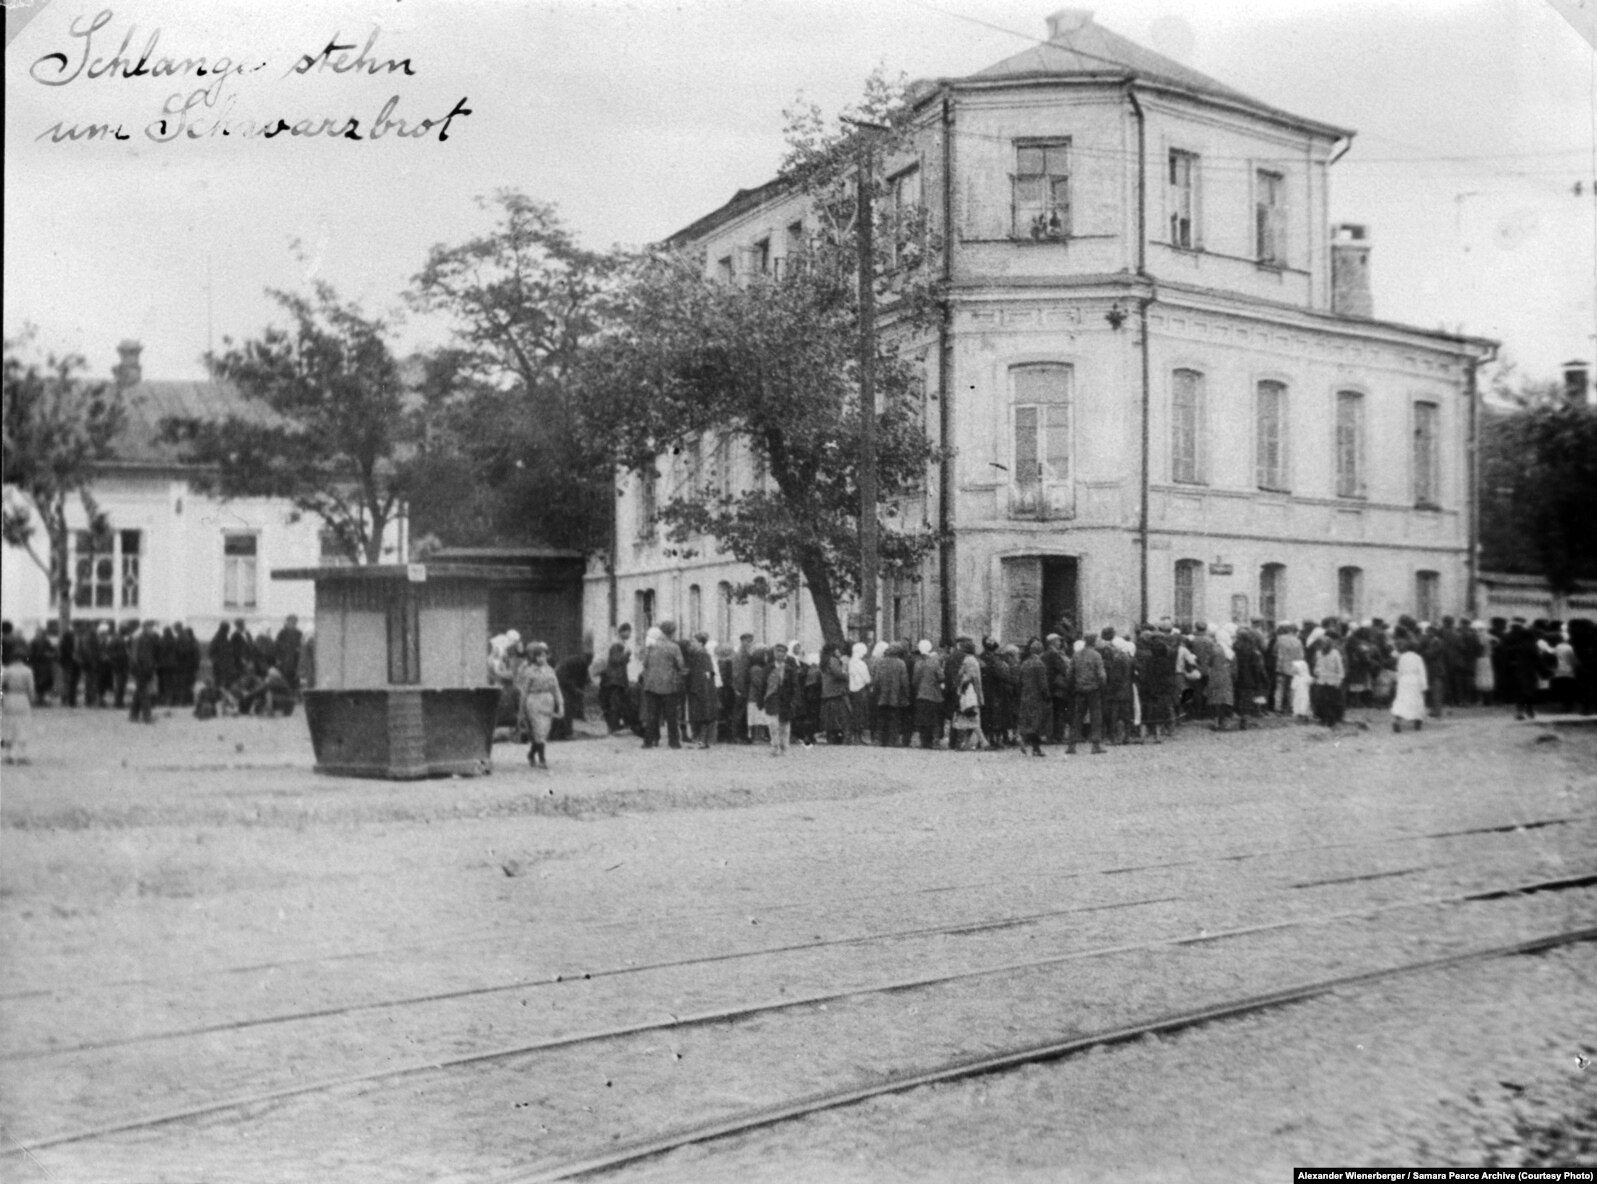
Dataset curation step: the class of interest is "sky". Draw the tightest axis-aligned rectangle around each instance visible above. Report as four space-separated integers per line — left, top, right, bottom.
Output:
4 0 1593 386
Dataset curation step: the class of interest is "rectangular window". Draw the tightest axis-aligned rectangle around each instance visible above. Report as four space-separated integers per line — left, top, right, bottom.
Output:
223 533 258 611
386 589 420 685
1014 141 1071 240
752 238 771 276
1413 401 1440 507
1336 391 1366 498
1260 564 1285 625
1172 369 1204 484
1255 170 1285 264
716 582 734 642
72 530 115 610
1174 559 1203 626
688 584 703 635
634 589 656 638
1256 380 1288 490
1338 566 1363 620
637 465 658 539
1416 571 1440 623
1011 364 1073 515
1169 150 1199 249
118 530 141 609
887 166 923 267
716 255 734 283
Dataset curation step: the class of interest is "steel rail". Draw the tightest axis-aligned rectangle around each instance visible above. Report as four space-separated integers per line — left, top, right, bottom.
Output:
485 924 1597 1184
5 869 1593 1157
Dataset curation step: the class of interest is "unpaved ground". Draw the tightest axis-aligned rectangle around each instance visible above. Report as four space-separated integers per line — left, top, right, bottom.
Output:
1 703 1593 1182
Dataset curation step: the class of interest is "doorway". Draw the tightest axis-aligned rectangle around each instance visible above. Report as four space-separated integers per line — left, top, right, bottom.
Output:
1001 555 1079 643
1042 556 1079 637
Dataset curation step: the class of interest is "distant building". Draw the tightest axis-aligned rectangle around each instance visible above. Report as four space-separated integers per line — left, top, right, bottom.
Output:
589 9 1497 645
0 341 397 635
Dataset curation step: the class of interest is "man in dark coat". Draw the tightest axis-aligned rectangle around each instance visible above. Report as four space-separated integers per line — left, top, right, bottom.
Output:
156 626 179 706
128 620 159 724
175 625 201 704
1068 636 1107 755
1043 634 1072 745
210 622 236 693
28 628 56 705
598 627 634 735
105 623 131 708
553 642 592 741
639 621 686 749
730 633 754 743
275 616 304 691
1439 616 1467 708
228 620 255 684
57 623 79 707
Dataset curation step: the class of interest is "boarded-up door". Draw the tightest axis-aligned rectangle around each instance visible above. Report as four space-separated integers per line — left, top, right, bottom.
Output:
1002 557 1042 644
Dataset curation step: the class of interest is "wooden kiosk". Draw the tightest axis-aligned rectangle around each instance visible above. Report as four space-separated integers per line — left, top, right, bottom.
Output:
272 564 521 779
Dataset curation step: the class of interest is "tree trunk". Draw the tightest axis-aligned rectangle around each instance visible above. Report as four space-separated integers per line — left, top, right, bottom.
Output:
800 555 847 649
47 501 73 639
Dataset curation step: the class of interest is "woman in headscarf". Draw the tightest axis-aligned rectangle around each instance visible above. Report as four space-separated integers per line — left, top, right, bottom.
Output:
1231 627 1267 731
797 649 823 746
746 647 770 744
847 642 872 744
912 640 943 749
1016 639 1051 756
1472 619 1497 706
873 642 910 747
1390 636 1428 732
1207 623 1237 731
819 643 851 744
950 637 989 751
685 632 721 748
516 641 564 771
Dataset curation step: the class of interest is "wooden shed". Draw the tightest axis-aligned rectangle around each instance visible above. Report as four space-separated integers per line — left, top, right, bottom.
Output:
272 564 525 779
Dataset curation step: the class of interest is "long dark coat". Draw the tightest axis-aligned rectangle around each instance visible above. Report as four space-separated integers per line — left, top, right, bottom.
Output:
1016 654 1052 737
685 644 719 723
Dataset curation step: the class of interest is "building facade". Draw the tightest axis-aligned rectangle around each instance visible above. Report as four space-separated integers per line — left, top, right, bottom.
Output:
1 342 355 636
588 9 1495 647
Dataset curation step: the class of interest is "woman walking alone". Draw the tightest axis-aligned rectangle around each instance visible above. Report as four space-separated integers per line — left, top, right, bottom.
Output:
517 642 564 771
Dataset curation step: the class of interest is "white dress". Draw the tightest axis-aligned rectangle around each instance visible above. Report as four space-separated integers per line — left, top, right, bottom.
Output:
1391 651 1428 722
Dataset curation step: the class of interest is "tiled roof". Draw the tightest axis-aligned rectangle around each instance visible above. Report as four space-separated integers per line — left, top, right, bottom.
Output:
106 379 261 468
960 11 1351 137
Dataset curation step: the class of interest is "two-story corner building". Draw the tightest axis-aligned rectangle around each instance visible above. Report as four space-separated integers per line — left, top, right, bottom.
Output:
591 9 1496 649
0 341 340 637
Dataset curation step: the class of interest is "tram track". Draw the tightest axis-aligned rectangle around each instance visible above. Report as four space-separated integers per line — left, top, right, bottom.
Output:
5 816 1589 1062
3 808 1587 1005
6 867 1593 1158
482 924 1597 1184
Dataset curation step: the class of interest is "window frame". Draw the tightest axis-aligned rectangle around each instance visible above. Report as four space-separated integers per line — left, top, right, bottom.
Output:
1337 565 1364 620
1415 570 1440 623
1255 379 1289 491
222 531 259 612
1259 563 1285 627
1012 139 1072 241
1009 362 1074 517
1334 389 1367 499
1413 400 1441 509
886 164 924 268
1174 558 1204 627
1168 149 1200 250
1254 169 1286 265
636 463 659 541
1171 368 1206 485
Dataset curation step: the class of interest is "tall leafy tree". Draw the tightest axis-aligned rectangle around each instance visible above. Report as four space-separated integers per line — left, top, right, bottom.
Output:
578 75 946 646
2 330 127 632
161 283 414 564
409 190 620 551
1478 375 1597 593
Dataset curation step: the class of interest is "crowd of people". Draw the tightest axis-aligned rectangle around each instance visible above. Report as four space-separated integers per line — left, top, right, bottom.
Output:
0 615 310 760
485 612 1594 770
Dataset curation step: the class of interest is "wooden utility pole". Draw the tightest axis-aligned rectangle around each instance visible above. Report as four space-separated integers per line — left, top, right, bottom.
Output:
843 116 889 644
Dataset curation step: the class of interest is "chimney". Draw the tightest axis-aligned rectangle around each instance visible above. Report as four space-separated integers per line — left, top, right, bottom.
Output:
1563 359 1592 407
1046 9 1094 40
113 340 143 390
1330 223 1372 319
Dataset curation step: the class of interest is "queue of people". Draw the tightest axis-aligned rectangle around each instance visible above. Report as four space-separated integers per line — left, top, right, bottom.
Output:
0 615 311 727
537 611 1595 767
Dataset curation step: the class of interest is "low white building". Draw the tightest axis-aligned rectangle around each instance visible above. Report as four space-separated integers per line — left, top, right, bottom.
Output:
1 342 337 637
587 10 1496 647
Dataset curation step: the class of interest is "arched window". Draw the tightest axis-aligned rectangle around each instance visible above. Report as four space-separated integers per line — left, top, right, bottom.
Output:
1415 571 1440 623
716 581 734 642
1337 566 1363 620
688 584 702 636
1174 559 1204 627
1260 564 1285 626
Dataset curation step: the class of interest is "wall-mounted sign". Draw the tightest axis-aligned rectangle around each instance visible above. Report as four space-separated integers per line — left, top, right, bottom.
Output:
1208 563 1234 576
407 564 428 583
